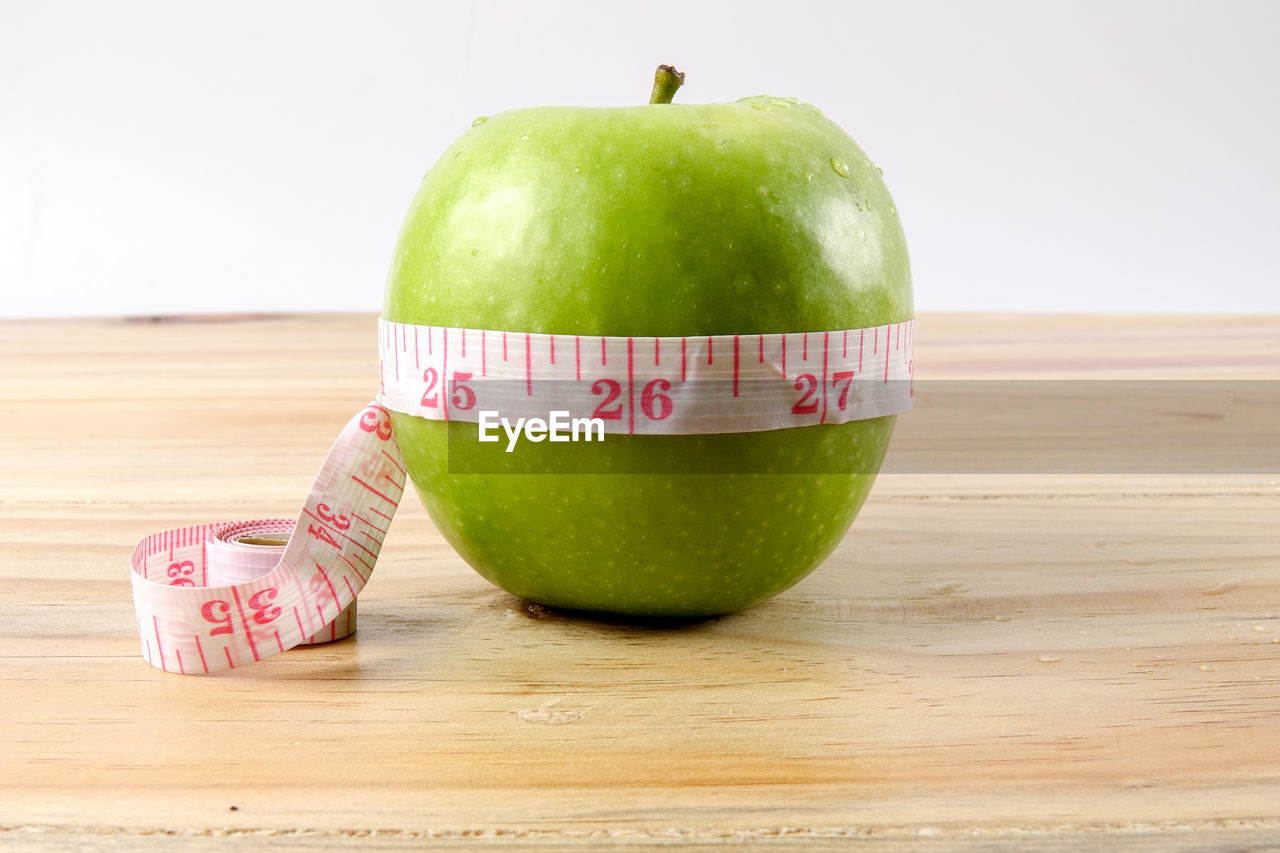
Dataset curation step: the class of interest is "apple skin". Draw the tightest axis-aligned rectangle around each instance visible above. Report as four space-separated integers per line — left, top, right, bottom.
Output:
384 93 911 617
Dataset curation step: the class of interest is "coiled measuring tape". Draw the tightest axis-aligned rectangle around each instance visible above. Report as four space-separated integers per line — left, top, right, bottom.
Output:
130 319 913 674
129 406 404 674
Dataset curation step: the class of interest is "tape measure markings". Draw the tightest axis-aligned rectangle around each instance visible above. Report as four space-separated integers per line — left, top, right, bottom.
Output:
377 319 914 436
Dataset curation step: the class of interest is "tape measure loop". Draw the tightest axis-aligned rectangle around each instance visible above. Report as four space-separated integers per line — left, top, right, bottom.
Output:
129 404 406 675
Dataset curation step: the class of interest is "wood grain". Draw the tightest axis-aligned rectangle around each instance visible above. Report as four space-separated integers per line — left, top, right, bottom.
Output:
1 312 1278 851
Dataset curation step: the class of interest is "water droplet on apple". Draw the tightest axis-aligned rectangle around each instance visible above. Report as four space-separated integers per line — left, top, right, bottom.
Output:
470 248 479 256
471 116 488 127
830 157 850 178
805 172 814 183
750 103 769 111
520 134 530 141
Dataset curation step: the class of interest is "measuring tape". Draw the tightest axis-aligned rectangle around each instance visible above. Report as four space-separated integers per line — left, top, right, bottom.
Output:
130 319 913 674
377 319 914 433
129 406 404 674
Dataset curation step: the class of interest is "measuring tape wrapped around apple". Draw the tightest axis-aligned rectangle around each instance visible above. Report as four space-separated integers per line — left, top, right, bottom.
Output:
129 66 915 673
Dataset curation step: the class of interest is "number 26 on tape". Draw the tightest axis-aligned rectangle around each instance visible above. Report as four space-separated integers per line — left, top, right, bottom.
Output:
591 378 674 421
420 368 476 411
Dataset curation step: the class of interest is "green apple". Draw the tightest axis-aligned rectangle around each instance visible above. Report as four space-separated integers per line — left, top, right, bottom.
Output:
384 67 911 617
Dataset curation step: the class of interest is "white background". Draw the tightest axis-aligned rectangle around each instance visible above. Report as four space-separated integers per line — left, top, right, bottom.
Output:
3 0 1278 318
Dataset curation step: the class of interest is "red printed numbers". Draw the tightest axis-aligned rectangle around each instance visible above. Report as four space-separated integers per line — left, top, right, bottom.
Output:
592 378 623 420
167 560 196 586
791 373 819 415
358 407 393 441
201 600 234 636
247 588 281 625
640 379 673 421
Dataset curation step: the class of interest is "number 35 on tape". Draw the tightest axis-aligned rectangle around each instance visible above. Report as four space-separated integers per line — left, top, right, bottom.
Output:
130 319 913 674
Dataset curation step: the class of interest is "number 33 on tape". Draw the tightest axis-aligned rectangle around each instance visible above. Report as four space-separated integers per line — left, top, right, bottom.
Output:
128 405 406 674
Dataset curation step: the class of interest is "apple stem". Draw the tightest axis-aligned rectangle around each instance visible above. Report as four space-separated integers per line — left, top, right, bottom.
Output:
649 65 685 104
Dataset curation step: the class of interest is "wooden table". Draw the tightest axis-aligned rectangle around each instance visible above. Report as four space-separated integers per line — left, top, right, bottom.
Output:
2 313 1278 851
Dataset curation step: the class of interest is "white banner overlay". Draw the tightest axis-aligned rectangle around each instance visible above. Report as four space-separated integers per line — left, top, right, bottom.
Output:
377 319 914 434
